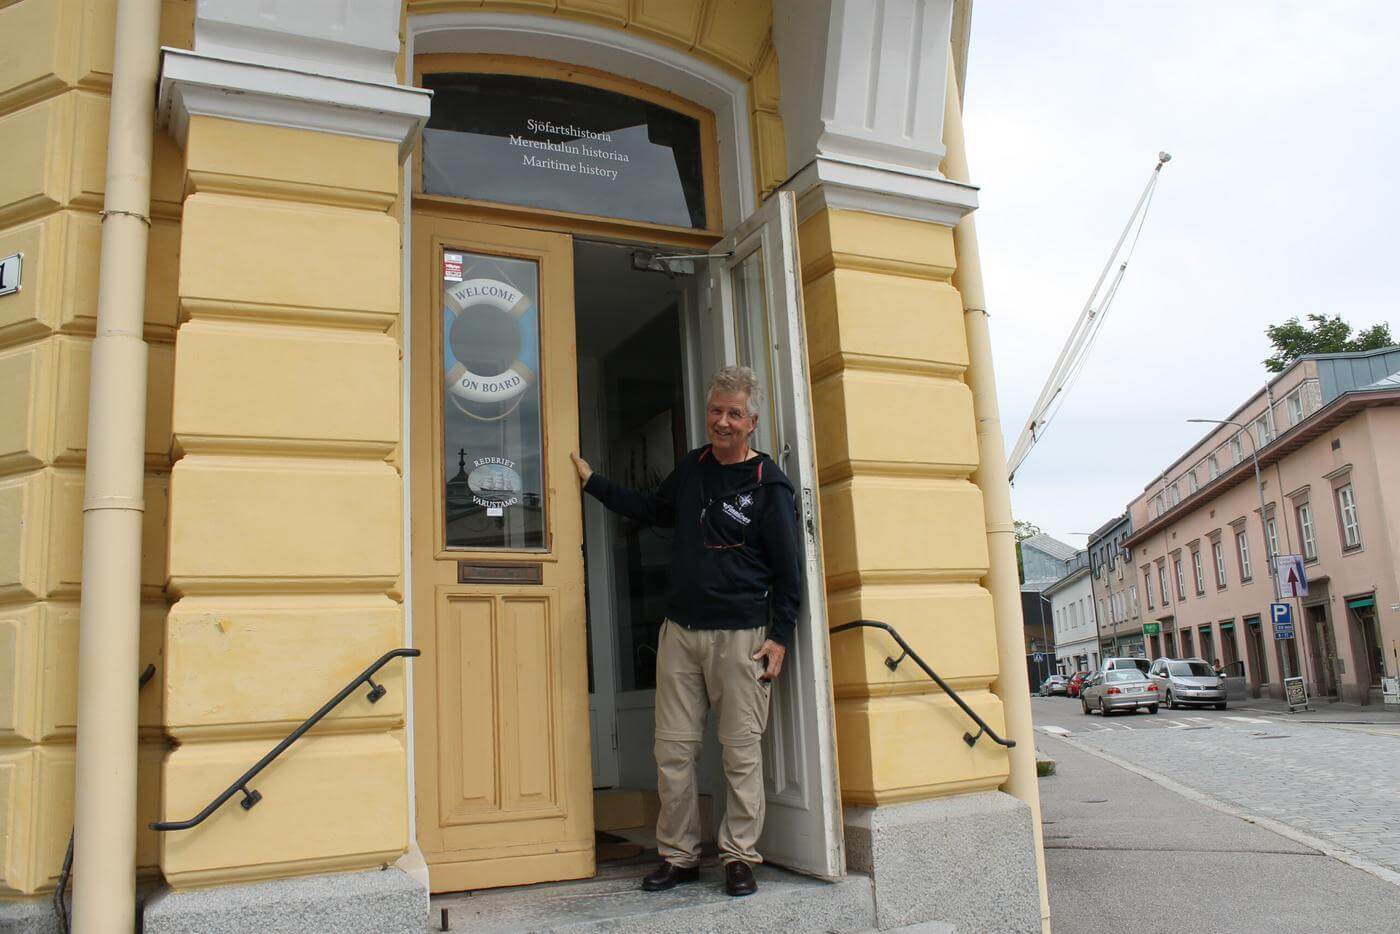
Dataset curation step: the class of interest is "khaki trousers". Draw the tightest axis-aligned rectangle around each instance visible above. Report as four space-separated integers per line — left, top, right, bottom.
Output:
653 620 771 867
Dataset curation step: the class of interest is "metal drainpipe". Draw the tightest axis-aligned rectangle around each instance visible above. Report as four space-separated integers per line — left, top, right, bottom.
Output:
72 0 160 930
942 57 1052 934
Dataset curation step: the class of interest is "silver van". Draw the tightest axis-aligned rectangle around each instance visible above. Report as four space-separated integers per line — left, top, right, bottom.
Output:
1147 657 1227 709
1101 656 1151 675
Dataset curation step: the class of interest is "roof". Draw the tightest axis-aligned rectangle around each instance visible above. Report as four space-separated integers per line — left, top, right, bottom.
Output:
1087 513 1130 543
1043 563 1091 597
1020 533 1079 563
1148 344 1400 484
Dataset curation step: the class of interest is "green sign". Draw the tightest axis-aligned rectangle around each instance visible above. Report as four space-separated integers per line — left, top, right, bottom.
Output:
1143 622 1161 635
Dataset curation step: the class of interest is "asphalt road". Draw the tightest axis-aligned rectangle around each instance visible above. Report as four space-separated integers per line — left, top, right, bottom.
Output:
1031 695 1400 933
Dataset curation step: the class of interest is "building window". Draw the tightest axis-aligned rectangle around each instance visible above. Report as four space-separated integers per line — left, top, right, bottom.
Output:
1287 390 1304 426
1337 484 1362 550
1297 502 1317 561
1116 558 1124 581
1212 541 1227 588
1129 585 1140 616
1192 549 1205 595
1230 436 1243 464
1207 455 1219 479
1145 571 1155 610
1158 565 1169 604
1265 516 1279 567
1236 530 1253 581
1187 471 1199 494
1253 415 1273 447
1174 557 1187 600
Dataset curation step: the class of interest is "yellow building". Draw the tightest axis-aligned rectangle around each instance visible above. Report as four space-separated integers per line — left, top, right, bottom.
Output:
0 1 1047 931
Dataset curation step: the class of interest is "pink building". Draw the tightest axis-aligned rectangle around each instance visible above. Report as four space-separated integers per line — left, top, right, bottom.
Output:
1122 348 1400 705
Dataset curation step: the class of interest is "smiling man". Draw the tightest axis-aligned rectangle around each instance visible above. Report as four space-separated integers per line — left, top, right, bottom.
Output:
571 365 801 897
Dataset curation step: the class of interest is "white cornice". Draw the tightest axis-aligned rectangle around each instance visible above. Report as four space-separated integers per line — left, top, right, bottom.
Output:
157 48 432 161
784 155 978 227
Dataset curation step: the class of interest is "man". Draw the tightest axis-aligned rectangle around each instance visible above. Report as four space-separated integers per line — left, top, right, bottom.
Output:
571 365 801 898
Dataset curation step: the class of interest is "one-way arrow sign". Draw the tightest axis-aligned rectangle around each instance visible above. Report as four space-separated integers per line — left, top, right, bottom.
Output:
1275 554 1308 597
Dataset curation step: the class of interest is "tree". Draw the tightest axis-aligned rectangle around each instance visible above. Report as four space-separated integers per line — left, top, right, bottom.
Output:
1013 520 1041 582
1264 314 1393 372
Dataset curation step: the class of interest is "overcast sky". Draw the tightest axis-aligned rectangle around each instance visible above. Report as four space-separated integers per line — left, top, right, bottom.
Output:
962 0 1400 549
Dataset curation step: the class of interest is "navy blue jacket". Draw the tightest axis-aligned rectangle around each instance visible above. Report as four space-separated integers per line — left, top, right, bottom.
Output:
583 445 802 646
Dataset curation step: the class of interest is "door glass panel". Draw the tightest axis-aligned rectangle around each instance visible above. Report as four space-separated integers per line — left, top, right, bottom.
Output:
422 72 708 229
730 249 777 456
441 249 546 549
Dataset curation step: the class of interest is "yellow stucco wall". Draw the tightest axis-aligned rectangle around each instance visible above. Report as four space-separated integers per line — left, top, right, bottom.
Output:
159 116 409 889
0 0 191 898
800 208 1011 806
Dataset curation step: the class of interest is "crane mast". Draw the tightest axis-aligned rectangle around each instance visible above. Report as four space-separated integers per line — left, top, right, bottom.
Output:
1007 152 1172 483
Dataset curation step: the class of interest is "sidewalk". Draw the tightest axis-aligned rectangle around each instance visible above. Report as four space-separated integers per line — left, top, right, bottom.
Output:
1234 695 1400 723
1038 734 1400 934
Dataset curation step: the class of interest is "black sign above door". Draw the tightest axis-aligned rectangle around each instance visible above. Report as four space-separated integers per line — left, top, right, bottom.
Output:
422 71 710 230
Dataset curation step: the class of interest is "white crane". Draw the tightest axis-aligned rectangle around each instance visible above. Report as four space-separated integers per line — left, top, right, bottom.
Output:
1007 152 1172 484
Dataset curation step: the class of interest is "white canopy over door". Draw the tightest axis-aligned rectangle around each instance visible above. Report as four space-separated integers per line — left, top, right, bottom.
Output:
708 190 845 879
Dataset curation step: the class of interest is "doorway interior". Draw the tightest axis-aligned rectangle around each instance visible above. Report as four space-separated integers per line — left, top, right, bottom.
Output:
574 239 725 859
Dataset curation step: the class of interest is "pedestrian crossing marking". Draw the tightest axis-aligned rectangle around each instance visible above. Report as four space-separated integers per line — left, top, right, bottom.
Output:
1224 716 1272 724
1037 725 1071 736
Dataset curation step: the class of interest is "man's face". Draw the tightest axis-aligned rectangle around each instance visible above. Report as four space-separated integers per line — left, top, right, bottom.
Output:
706 390 757 454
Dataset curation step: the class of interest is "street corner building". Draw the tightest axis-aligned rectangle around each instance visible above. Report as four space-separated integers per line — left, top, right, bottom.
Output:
0 2 1048 932
1100 348 1400 707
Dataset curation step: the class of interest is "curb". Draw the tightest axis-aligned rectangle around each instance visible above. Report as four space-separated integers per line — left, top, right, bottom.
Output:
1038 731 1400 891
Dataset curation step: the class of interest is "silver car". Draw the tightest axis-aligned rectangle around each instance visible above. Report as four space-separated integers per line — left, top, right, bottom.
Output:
1080 670 1160 716
1147 657 1228 710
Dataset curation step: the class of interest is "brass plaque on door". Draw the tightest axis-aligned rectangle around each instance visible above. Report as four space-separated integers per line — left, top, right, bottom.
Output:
457 561 544 585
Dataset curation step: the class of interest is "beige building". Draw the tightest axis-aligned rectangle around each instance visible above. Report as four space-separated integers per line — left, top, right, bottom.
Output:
1123 348 1400 705
0 2 1050 932
1087 512 1144 659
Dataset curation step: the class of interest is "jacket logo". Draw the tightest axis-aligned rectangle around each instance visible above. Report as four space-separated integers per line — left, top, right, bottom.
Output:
737 493 754 509
721 501 752 526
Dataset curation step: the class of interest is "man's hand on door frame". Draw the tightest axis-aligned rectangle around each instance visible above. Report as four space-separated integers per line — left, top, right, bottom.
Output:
570 452 592 484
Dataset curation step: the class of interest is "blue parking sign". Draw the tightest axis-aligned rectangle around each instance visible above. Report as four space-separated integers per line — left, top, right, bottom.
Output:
1271 603 1294 639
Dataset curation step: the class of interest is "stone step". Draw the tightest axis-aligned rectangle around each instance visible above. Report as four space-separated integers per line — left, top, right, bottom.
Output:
429 863 875 933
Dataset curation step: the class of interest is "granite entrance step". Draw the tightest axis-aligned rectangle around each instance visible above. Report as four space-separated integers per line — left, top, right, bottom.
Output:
428 860 878 933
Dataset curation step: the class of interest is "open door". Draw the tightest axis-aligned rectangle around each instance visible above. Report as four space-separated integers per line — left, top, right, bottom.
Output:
710 190 845 879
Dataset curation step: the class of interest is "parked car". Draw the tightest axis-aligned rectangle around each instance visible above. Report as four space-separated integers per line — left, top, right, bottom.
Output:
1101 656 1152 675
1081 669 1159 716
1147 657 1228 709
1067 671 1090 698
1040 674 1069 696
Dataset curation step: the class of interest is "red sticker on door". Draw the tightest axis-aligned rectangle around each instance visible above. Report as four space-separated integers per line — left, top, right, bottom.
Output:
443 253 463 282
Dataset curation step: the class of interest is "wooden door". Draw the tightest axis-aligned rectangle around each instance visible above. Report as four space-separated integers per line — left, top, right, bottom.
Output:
410 213 593 892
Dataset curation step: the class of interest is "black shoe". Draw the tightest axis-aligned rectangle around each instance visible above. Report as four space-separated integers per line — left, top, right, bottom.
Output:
641 861 700 892
724 861 757 897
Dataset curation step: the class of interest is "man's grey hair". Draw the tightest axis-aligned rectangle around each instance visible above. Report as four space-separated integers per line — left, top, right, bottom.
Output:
707 365 763 417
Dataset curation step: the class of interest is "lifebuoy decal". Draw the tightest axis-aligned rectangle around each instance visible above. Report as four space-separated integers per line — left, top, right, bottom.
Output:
442 277 537 408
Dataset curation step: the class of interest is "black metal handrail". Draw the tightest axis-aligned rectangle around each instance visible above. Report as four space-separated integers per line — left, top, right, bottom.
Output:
830 620 1016 749
152 647 420 832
